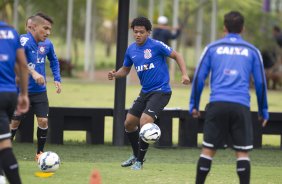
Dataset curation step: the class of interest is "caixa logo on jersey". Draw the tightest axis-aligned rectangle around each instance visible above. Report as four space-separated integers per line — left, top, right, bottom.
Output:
144 49 152 59
136 63 155 72
36 57 45 64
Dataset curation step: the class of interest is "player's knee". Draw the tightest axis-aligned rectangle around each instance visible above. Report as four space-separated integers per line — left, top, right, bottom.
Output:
124 120 138 132
0 139 12 149
10 120 21 129
140 114 154 127
236 151 249 159
37 117 48 128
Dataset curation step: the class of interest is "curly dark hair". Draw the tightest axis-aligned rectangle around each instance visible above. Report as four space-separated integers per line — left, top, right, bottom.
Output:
131 17 152 31
224 11 244 33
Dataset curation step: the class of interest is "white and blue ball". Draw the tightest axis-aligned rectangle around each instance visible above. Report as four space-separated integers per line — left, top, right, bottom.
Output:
139 123 161 144
38 151 60 172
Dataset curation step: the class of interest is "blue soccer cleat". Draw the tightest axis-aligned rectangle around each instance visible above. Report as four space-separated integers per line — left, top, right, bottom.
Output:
131 161 143 170
121 155 137 167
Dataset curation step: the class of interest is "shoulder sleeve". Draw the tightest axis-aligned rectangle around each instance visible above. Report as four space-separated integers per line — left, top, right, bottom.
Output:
123 48 133 67
189 46 211 113
252 48 269 120
20 35 29 47
13 30 22 50
156 40 173 57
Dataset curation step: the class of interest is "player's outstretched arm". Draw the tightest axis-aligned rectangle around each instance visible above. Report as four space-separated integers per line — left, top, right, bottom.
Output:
108 66 131 80
169 50 190 85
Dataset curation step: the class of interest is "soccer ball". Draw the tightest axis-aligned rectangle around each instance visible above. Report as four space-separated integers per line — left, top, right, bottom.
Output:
139 123 161 144
38 151 60 172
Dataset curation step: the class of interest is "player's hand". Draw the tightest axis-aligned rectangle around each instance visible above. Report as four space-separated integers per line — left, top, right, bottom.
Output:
32 72 45 85
54 81 62 94
192 109 200 118
181 75 190 85
108 70 116 80
16 94 30 114
258 116 268 127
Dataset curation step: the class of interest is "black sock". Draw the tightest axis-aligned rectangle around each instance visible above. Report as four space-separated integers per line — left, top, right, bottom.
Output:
196 154 212 184
0 148 21 184
37 127 48 154
237 159 250 184
0 165 3 176
11 128 18 141
126 129 139 157
137 138 149 163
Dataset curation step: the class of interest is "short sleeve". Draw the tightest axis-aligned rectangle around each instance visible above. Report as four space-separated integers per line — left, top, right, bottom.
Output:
123 48 133 67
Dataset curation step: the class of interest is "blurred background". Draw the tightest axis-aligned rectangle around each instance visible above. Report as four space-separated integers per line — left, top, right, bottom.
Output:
1 0 282 88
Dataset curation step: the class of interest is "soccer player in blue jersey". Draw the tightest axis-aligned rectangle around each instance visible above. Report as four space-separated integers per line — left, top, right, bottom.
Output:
189 11 268 184
10 12 61 161
108 17 190 170
0 20 29 184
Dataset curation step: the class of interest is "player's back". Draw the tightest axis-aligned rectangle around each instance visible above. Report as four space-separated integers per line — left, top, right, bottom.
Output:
205 33 264 107
0 21 21 92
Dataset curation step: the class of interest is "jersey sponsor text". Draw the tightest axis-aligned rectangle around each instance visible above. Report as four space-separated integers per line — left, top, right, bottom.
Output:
135 63 155 72
216 46 248 57
0 30 14 39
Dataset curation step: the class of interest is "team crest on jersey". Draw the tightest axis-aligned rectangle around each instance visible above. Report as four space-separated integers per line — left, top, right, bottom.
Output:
144 49 152 59
39 46 46 54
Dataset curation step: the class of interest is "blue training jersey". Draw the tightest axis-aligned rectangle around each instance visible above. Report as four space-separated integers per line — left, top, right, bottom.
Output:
123 38 173 93
20 32 61 93
0 21 22 92
190 33 269 120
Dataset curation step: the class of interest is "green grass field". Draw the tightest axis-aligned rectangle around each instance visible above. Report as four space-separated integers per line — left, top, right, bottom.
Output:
13 79 282 184
14 143 282 184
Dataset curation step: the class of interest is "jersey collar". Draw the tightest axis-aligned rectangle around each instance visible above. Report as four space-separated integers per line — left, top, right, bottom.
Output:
27 32 38 45
225 33 242 39
135 37 150 48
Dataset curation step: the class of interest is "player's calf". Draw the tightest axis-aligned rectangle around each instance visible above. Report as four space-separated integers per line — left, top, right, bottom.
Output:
196 154 213 184
236 157 250 184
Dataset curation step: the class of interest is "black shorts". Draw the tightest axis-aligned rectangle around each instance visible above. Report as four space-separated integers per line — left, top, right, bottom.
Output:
128 91 171 121
203 102 253 151
0 92 17 140
12 92 49 121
